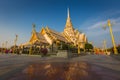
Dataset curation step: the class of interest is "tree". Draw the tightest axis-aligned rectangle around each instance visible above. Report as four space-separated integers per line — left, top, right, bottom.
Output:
85 43 93 52
61 42 69 50
107 45 120 54
117 45 120 53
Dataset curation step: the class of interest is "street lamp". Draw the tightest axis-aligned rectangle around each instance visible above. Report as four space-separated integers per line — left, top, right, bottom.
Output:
103 40 107 54
29 46 32 55
75 29 80 55
78 42 80 55
2 43 4 53
13 34 18 54
5 41 8 49
103 19 118 54
2 43 4 48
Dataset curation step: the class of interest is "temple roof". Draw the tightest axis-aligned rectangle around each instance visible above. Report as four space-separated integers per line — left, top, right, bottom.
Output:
45 27 68 42
29 31 48 44
35 32 48 44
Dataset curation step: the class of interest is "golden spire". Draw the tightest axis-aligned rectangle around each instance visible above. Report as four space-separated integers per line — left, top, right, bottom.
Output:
65 8 73 28
67 8 70 19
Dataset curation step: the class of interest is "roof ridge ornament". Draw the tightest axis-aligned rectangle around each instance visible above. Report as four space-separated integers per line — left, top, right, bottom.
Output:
32 23 36 33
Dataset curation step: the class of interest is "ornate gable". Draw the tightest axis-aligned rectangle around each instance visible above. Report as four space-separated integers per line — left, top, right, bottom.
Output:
40 27 46 35
29 32 38 44
29 26 48 45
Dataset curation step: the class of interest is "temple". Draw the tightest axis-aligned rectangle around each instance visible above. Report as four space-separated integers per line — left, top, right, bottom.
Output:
21 8 87 50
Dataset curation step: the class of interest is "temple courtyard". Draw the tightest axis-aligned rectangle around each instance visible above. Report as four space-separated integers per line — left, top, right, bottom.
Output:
0 53 120 80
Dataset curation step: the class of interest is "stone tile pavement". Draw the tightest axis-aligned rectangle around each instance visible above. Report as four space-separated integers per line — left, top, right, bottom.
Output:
0 53 120 80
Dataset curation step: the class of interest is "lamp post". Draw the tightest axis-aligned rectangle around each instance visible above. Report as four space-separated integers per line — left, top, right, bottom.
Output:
103 20 118 54
29 46 32 55
2 43 4 53
78 42 80 55
14 34 18 54
2 43 4 48
103 40 107 54
5 41 8 53
75 30 80 55
5 41 8 49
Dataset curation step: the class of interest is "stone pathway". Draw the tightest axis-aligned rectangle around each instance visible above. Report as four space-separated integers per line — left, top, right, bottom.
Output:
0 53 120 80
72 55 120 71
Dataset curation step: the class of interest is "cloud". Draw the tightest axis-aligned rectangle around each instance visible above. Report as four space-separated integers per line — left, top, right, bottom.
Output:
89 19 120 47
79 10 120 48
80 10 120 30
81 17 120 37
87 21 107 30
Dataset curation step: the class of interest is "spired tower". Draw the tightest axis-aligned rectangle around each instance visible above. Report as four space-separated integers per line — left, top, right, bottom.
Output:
63 8 77 44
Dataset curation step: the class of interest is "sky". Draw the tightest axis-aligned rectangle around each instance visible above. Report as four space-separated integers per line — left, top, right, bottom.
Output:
0 0 120 48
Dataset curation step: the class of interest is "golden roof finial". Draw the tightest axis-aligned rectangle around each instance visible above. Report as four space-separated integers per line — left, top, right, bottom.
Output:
32 23 36 33
32 23 36 29
68 8 70 18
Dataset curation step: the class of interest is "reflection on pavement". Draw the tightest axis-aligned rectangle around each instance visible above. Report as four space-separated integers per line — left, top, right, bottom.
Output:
8 62 101 80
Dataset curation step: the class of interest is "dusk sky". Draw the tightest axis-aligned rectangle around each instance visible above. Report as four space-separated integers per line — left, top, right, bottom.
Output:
0 0 120 48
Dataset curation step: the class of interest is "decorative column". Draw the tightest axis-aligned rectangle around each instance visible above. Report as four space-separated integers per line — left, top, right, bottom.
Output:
103 20 118 54
13 34 18 54
78 42 80 55
107 20 118 54
103 40 107 54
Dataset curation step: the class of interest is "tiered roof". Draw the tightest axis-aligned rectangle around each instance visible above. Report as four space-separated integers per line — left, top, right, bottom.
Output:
35 32 48 44
45 27 68 42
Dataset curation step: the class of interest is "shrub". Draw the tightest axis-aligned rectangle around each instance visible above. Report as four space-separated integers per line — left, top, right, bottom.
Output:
40 48 48 56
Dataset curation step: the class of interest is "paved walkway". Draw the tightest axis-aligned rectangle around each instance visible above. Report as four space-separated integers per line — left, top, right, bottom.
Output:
0 53 120 80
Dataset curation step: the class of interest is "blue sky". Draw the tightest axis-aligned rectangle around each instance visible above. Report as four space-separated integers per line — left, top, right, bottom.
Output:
0 0 120 48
